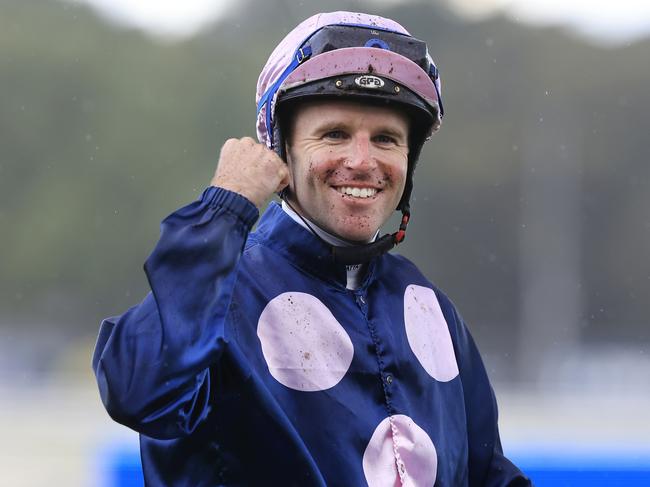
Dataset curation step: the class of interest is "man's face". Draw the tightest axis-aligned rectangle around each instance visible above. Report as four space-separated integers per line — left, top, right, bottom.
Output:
285 99 409 243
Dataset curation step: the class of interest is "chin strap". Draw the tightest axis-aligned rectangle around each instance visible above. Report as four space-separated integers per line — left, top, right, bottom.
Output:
280 191 410 265
331 210 409 265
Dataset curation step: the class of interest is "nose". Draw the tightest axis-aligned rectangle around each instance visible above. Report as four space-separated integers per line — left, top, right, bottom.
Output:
345 133 375 170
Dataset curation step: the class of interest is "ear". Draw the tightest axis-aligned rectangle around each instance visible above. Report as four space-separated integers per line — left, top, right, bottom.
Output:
284 140 292 164
280 145 296 200
284 142 295 171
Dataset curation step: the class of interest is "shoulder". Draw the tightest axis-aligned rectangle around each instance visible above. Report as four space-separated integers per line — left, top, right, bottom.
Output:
381 252 464 330
380 252 428 284
381 253 455 305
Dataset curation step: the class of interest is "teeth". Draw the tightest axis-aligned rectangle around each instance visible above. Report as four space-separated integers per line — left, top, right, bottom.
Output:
336 186 378 198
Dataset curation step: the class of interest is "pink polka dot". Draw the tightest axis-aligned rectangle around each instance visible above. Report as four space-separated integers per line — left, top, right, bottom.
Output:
257 292 354 391
403 285 459 382
363 414 437 487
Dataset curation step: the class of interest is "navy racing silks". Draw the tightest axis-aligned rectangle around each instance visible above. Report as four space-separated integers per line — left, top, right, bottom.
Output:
92 186 531 487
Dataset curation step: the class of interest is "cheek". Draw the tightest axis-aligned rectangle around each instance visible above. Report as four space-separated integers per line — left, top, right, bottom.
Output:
397 159 409 185
290 156 312 185
385 160 408 187
303 160 323 189
306 156 342 185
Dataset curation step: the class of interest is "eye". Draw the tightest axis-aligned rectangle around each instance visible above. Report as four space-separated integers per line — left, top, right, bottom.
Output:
324 130 348 140
373 134 398 145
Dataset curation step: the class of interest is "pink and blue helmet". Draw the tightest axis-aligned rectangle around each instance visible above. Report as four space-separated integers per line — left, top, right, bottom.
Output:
255 11 444 215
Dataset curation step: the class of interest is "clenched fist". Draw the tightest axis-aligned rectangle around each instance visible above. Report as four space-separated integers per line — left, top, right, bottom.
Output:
210 137 290 208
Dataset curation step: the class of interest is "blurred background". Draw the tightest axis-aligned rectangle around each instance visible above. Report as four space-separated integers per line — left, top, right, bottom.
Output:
1 0 649 485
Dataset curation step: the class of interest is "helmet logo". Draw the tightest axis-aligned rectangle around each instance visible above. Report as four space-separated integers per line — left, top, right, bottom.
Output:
355 75 385 89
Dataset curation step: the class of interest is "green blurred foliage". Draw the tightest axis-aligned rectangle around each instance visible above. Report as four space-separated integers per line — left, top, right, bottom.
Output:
0 0 648 351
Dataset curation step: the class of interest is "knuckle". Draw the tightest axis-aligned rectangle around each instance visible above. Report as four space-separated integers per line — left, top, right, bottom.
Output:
221 139 238 154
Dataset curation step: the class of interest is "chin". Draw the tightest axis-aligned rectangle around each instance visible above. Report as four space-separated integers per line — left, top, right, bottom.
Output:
327 215 384 243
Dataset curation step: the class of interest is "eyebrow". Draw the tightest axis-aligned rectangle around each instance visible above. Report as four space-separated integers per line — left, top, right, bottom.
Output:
314 120 347 133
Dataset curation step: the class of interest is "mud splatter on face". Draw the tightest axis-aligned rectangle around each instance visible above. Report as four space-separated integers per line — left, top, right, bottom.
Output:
284 100 408 242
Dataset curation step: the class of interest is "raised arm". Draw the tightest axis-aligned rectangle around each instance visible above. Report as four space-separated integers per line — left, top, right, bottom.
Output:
92 138 288 439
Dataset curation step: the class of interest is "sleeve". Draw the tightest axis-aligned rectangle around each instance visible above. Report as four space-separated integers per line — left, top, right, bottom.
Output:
442 294 533 487
92 186 259 440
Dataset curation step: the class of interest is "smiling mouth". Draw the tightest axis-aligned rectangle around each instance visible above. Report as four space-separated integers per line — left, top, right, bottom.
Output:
334 186 380 198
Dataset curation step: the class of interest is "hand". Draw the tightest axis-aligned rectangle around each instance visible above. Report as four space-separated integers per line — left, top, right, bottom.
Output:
210 137 290 208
